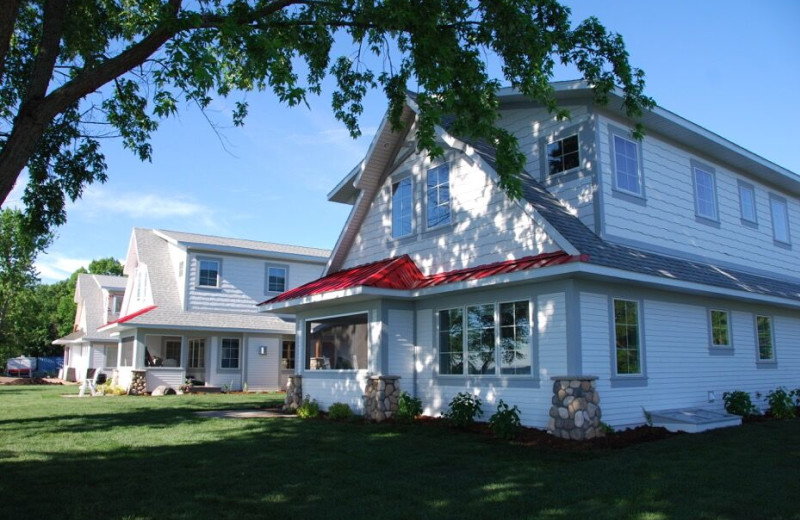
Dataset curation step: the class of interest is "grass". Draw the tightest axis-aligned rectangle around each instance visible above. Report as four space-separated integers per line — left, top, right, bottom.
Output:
1 385 798 520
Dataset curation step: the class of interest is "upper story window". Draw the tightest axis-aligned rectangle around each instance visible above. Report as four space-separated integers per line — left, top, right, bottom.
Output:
266 264 288 293
438 300 532 377
198 258 221 288
612 135 642 195
613 298 641 375
426 164 451 229
135 268 147 301
692 164 718 221
546 134 579 176
391 176 413 238
769 194 791 245
738 181 758 225
709 309 731 348
109 293 123 315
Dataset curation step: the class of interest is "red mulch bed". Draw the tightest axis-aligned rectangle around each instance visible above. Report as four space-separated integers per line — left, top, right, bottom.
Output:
415 415 680 450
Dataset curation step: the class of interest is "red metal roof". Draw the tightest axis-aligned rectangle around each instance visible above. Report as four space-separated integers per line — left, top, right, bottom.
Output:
98 305 157 330
262 251 584 305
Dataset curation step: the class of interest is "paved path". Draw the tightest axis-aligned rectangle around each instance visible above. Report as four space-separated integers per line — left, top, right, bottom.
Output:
195 409 296 419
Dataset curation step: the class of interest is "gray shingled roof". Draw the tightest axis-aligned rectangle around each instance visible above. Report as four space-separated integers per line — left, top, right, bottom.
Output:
448 128 800 304
115 229 295 333
55 274 128 344
157 229 330 259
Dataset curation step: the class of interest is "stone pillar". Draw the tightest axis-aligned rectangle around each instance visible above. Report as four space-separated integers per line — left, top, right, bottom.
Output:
284 375 303 411
548 376 602 440
128 370 147 395
363 375 401 422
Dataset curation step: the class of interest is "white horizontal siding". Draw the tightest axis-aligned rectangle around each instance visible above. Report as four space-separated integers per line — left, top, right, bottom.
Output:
342 149 558 274
245 336 280 391
598 114 800 279
387 309 415 386
146 368 184 391
187 254 324 313
580 290 800 428
302 374 368 413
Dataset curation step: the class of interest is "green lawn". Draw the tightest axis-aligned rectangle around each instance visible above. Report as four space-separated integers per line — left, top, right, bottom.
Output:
1 385 797 520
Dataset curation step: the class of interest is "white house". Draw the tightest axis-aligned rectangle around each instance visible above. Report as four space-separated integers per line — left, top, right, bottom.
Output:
99 228 329 393
259 81 800 433
54 274 127 382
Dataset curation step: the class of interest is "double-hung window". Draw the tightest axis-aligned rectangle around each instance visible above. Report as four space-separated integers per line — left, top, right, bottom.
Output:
426 164 451 229
266 264 288 293
613 299 641 375
198 258 220 288
546 134 579 176
710 309 731 348
439 301 531 376
769 194 791 245
738 182 757 225
221 338 240 369
613 135 642 195
755 315 775 362
392 177 413 238
692 165 718 221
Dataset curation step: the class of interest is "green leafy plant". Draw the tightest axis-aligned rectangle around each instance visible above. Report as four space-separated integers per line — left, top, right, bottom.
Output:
444 392 483 428
296 395 321 419
395 391 423 423
722 390 759 417
327 402 354 421
599 421 615 435
488 400 521 440
766 387 797 420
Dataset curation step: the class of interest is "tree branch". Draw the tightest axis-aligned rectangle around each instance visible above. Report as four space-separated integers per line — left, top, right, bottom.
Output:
0 0 21 82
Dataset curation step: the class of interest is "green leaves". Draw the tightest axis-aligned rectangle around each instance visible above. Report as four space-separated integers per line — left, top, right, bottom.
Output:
1 0 654 237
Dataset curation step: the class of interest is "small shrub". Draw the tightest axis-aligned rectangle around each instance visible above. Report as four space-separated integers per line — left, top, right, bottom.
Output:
296 395 320 419
327 402 354 420
599 421 615 435
395 391 423 423
722 390 758 417
488 400 521 440
444 392 483 428
766 387 797 420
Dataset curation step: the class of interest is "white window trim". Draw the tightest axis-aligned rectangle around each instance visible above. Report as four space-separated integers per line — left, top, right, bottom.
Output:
737 180 758 227
265 263 290 294
690 160 719 223
197 256 222 289
425 163 452 231
754 315 776 364
391 175 414 239
436 299 534 378
769 193 791 247
545 133 580 177
219 337 241 370
708 309 732 350
610 297 646 380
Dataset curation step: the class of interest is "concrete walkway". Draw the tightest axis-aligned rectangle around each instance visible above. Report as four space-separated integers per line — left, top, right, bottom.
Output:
194 409 296 419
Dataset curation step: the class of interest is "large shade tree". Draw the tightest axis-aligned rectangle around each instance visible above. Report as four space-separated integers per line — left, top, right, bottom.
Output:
0 0 653 237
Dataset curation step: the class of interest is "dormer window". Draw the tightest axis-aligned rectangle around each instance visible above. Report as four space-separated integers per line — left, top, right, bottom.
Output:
546 134 579 176
198 258 221 288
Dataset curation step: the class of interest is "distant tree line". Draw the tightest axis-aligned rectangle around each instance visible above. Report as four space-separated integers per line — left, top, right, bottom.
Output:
0 208 122 362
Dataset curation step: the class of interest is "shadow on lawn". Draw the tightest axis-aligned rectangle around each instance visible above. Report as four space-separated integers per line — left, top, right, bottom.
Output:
2 412 798 520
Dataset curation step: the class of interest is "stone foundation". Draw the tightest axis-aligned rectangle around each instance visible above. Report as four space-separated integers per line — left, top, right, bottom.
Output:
363 375 400 422
284 375 303 411
128 370 147 395
547 376 603 440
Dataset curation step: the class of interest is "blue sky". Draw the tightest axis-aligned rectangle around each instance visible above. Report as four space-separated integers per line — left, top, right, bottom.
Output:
4 0 800 282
